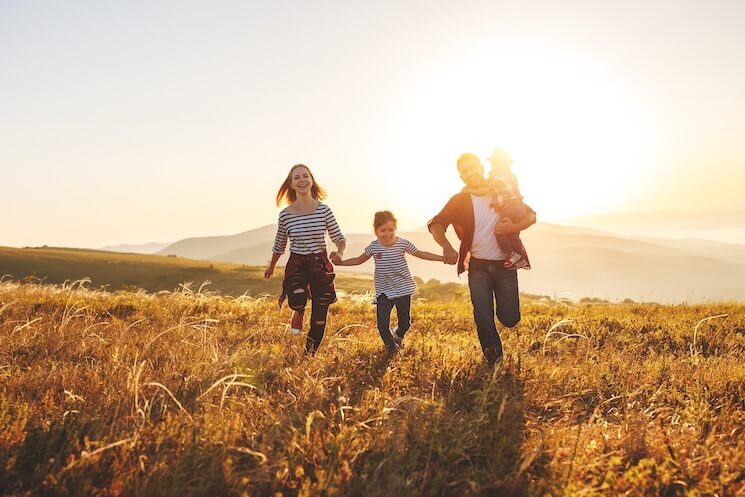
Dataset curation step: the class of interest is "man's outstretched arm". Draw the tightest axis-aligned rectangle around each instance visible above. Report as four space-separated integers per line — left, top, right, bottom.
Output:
494 210 537 235
429 223 459 265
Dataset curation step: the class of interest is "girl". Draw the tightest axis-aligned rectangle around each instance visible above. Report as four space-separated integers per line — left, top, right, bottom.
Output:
486 148 530 269
332 211 442 351
264 164 346 355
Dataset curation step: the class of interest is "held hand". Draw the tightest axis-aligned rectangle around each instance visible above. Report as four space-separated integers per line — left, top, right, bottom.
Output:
494 217 518 235
329 252 343 265
443 247 458 265
264 266 274 279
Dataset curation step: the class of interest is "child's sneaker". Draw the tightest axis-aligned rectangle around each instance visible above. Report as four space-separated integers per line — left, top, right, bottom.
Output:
290 310 304 335
503 252 522 268
507 257 530 270
391 326 403 347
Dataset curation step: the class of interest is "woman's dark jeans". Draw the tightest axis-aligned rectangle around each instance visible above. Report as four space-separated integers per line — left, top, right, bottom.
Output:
376 293 412 349
467 258 521 363
280 251 337 355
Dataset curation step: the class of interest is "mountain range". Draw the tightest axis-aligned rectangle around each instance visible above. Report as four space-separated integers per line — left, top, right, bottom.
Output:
103 223 745 303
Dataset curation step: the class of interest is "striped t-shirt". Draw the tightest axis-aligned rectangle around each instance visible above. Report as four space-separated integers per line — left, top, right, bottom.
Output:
272 202 345 255
364 238 418 298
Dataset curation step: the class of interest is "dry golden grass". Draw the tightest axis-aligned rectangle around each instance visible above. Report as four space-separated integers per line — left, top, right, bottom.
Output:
1 279 744 496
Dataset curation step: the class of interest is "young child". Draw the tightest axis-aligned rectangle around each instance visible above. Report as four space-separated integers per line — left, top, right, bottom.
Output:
462 148 531 269
487 148 530 269
331 211 443 351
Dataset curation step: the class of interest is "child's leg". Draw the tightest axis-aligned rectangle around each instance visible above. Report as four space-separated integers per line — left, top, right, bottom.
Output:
508 233 524 253
375 294 397 349
496 234 516 254
497 200 528 257
393 295 412 337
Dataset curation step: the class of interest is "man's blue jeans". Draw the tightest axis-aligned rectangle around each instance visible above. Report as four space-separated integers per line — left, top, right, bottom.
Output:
467 258 521 363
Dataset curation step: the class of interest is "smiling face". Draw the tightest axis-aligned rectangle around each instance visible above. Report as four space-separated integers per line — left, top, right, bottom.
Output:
375 220 397 246
457 155 486 189
290 166 313 196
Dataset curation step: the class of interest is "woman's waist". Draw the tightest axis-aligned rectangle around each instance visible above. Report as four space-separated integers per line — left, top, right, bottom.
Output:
289 249 328 258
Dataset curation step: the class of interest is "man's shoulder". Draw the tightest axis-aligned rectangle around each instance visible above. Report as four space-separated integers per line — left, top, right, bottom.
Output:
446 191 471 204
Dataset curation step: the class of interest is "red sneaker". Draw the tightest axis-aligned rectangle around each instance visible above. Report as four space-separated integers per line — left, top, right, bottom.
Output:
503 252 522 268
507 257 530 270
290 310 304 335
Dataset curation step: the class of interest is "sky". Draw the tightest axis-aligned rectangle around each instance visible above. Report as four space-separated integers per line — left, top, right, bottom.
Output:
2 0 745 248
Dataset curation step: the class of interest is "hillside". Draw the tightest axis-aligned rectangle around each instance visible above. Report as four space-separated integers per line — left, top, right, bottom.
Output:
0 247 472 302
0 246 373 297
1 281 743 496
153 223 745 303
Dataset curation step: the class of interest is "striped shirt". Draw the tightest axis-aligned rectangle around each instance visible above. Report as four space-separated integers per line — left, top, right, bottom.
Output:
272 202 345 255
364 238 418 298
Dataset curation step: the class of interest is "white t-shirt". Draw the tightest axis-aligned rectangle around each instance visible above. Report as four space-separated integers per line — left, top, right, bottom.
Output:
364 237 418 298
469 194 506 261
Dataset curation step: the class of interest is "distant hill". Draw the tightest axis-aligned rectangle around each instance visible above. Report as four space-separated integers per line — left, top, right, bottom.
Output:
100 242 170 254
150 222 745 303
564 210 745 246
156 224 278 260
0 246 374 297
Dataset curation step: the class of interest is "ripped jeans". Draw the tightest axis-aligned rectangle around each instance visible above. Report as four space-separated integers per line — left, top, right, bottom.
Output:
279 251 337 354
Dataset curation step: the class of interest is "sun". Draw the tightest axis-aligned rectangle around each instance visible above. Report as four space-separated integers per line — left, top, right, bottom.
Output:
386 46 658 224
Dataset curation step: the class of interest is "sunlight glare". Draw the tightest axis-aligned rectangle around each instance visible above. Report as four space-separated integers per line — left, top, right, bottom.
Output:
389 47 657 222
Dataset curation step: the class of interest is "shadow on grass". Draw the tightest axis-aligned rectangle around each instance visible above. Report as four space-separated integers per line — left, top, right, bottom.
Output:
339 346 528 497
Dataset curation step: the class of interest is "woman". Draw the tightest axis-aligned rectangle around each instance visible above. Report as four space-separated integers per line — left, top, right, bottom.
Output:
264 164 346 355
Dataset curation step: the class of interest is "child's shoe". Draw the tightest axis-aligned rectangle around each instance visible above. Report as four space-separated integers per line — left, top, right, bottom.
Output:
504 252 522 268
290 310 304 335
508 257 530 270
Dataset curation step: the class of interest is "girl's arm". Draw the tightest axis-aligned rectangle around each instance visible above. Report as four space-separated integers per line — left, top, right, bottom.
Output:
264 252 282 278
412 250 444 262
334 252 371 266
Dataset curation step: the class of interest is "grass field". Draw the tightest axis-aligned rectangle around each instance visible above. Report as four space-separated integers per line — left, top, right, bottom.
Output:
1 278 744 496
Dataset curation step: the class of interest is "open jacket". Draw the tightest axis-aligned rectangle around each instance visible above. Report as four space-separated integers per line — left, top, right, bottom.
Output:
427 192 535 275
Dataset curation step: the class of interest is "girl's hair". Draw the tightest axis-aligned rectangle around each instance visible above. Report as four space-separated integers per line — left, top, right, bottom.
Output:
373 210 397 231
276 164 327 206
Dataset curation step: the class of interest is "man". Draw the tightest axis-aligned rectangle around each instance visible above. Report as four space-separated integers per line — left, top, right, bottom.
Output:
428 153 537 365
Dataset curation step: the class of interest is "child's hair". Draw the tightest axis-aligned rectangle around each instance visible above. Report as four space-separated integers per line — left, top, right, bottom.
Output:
275 164 327 206
373 210 397 231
